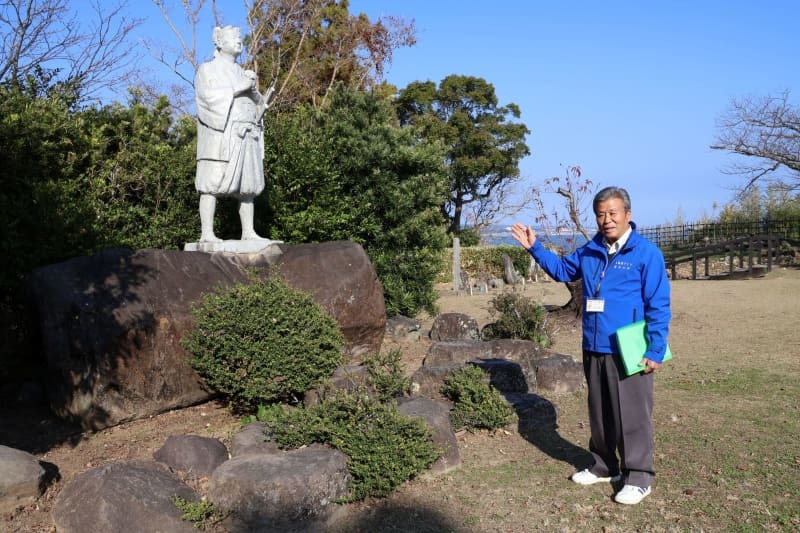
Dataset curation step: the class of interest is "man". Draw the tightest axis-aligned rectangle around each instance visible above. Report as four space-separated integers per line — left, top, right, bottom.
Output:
511 186 670 505
194 25 274 242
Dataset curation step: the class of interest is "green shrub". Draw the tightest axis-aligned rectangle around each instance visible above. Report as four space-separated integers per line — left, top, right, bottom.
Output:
171 496 228 530
363 349 411 401
482 292 553 347
437 245 531 283
441 365 515 432
256 392 440 501
181 275 345 410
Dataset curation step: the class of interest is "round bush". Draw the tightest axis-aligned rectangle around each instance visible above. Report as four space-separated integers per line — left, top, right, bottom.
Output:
182 275 345 409
258 392 440 501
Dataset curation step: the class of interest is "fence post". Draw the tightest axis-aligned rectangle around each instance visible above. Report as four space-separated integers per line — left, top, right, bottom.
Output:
767 236 773 272
452 237 461 293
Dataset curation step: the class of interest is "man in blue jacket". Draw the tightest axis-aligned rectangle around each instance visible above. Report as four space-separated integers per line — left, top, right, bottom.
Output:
511 186 670 505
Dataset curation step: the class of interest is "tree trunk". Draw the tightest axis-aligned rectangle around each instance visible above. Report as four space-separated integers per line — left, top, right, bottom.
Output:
557 281 583 317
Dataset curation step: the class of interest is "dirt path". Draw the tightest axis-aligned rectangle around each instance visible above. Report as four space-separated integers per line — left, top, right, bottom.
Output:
3 267 799 532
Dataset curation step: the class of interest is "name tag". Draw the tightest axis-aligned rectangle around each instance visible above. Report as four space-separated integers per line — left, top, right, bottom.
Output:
586 298 605 313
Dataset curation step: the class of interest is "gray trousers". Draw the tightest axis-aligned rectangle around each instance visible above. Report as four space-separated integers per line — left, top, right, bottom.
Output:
583 350 655 488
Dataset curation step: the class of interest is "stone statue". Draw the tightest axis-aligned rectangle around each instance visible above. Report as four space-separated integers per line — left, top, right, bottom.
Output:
194 25 275 243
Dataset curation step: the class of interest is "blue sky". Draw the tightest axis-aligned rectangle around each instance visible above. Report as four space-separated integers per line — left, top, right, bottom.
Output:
108 1 800 227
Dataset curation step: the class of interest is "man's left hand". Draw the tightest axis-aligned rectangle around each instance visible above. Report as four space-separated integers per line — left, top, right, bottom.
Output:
640 358 662 373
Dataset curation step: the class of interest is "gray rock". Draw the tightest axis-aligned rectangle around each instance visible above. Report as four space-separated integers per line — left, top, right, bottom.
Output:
533 353 586 393
52 460 198 533
502 254 518 285
423 340 492 366
503 393 558 435
487 338 550 361
153 435 229 477
471 358 529 394
410 364 462 399
304 364 371 405
429 313 480 341
0 445 45 514
397 398 459 475
230 422 281 458
385 315 421 341
488 338 548 390
209 444 350 532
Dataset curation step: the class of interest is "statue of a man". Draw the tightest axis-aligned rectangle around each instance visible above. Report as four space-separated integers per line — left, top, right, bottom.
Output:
194 25 273 242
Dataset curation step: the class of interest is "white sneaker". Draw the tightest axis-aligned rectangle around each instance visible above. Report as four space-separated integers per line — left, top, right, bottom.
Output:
614 484 652 504
571 468 622 485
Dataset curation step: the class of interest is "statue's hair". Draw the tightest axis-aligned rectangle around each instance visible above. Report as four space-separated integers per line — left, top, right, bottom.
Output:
212 25 240 49
593 186 631 212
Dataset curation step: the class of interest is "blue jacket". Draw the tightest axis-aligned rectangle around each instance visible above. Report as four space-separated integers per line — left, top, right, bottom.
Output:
528 223 671 362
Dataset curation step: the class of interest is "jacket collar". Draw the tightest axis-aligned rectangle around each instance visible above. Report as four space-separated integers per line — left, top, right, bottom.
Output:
587 221 639 253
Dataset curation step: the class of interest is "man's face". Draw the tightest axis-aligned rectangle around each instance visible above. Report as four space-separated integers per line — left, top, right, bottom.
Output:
219 30 243 56
594 197 632 243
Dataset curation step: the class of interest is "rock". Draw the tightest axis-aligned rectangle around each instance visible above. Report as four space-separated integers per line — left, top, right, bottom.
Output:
503 393 559 435
275 241 386 361
385 316 421 341
397 398 459 475
410 364 462 399
487 338 548 390
153 435 229 477
0 445 46 514
230 422 281 458
429 313 480 341
533 354 585 393
29 248 248 430
488 278 505 289
28 241 384 430
52 460 198 533
14 381 46 407
471 359 529 394
502 254 518 285
487 338 550 361
304 365 372 405
208 444 351 532
423 340 492 366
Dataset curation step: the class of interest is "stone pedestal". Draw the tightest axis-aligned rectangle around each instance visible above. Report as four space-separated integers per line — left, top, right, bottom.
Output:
183 239 283 253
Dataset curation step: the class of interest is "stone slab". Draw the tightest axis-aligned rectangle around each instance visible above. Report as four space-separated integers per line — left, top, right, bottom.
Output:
183 239 284 253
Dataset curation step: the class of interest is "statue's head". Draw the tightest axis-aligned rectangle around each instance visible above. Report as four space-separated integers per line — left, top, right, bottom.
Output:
212 26 243 57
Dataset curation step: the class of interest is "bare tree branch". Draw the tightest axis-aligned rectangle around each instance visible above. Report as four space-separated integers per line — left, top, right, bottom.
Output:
0 0 141 99
711 91 800 192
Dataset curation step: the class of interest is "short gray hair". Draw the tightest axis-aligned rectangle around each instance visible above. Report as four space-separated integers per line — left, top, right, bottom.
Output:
593 186 631 213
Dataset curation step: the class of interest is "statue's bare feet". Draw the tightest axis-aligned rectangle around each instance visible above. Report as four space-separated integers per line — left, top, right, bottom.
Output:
200 234 222 243
241 232 267 241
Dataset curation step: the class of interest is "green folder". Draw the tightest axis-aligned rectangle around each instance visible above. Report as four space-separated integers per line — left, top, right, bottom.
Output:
615 320 672 376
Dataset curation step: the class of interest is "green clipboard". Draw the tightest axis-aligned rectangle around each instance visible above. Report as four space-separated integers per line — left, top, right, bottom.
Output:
615 320 672 376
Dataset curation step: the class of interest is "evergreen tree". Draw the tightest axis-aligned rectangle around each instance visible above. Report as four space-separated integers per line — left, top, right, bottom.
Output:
396 75 530 235
262 85 449 316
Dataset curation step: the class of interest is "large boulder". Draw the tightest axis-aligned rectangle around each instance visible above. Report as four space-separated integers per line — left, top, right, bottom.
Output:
29 241 384 430
153 435 229 478
429 313 480 341
52 460 198 533
208 444 351 532
397 398 460 475
0 445 46 514
275 241 386 360
230 422 281 458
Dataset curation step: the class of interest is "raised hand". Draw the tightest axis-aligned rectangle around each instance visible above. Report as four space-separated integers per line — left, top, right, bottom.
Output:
510 223 536 249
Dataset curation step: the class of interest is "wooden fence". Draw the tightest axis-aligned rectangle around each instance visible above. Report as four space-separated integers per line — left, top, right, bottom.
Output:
661 234 789 280
639 218 800 251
